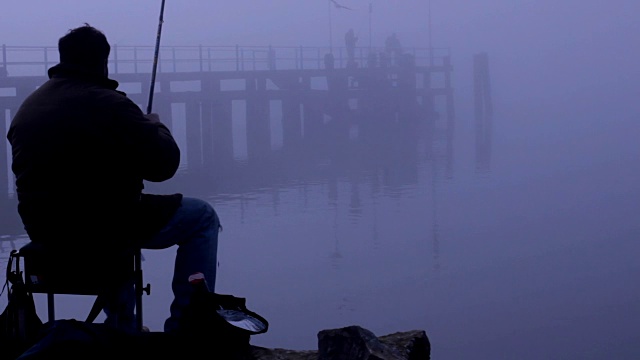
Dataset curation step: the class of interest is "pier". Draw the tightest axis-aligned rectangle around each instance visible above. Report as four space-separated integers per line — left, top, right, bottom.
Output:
0 44 455 233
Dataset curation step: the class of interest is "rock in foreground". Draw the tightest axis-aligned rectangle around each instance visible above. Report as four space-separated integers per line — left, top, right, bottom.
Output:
249 325 430 360
15 321 429 360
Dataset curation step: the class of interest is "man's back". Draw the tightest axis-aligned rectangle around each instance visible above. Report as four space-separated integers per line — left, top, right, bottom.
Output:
8 64 181 244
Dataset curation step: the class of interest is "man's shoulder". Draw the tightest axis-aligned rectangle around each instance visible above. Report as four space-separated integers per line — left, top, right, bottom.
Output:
85 82 139 109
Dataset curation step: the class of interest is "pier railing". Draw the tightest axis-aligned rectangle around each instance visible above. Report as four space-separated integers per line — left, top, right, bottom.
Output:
0 44 450 77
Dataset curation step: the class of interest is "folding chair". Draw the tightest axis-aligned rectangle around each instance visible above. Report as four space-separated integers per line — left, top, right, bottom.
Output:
10 241 151 332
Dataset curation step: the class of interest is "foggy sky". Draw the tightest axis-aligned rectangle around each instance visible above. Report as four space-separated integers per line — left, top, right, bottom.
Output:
2 2 640 356
3 0 639 120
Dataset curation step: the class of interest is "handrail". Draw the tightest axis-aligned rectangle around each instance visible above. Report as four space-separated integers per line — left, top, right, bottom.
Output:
0 44 451 77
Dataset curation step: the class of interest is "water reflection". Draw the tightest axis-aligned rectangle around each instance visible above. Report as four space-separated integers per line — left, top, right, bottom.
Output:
168 111 445 346
475 112 492 173
3 100 639 359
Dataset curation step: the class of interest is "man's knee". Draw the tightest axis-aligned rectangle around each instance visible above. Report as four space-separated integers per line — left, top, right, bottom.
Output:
183 197 220 230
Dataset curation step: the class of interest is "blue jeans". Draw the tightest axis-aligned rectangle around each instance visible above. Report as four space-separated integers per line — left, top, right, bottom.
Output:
103 197 221 332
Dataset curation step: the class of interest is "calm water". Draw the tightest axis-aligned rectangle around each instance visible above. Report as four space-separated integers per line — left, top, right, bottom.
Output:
2 102 639 359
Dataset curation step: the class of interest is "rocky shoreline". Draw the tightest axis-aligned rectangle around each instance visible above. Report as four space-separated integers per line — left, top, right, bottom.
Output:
13 322 430 360
248 325 430 360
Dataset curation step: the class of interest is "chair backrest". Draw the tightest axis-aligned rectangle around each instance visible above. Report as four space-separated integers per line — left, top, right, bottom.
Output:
16 242 138 296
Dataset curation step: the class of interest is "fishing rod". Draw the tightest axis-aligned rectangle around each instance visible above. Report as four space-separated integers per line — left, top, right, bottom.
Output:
146 0 166 114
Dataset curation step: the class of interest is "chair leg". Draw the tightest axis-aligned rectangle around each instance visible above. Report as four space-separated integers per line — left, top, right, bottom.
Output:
135 250 143 332
47 293 55 323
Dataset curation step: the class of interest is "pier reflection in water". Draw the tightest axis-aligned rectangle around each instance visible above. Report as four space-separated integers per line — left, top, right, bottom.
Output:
2 102 640 359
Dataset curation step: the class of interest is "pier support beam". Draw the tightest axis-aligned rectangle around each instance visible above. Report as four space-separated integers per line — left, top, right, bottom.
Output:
185 97 203 172
212 100 234 167
200 77 217 171
302 100 324 147
282 97 302 151
473 52 492 172
443 56 455 124
398 54 419 123
0 106 8 202
156 80 173 130
246 77 271 160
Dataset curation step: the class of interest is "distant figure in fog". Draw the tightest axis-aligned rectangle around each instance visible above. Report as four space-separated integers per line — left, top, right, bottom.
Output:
324 52 335 70
268 46 276 70
7 24 222 334
345 28 358 68
385 33 403 66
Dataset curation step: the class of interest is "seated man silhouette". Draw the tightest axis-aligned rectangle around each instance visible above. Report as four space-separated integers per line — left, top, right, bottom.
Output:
7 23 221 333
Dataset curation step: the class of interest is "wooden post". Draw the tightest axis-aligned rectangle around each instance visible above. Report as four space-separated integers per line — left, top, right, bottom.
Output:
2 44 7 71
301 74 325 147
299 46 304 70
421 68 435 119
443 55 455 179
155 80 173 130
43 47 49 74
443 55 455 123
172 47 177 73
2 82 39 202
326 68 348 118
113 45 119 74
398 53 418 122
473 52 492 121
473 52 492 172
134 46 138 74
246 76 271 160
200 77 215 169
281 75 303 150
235 45 240 71
212 99 234 167
185 97 203 172
0 103 8 202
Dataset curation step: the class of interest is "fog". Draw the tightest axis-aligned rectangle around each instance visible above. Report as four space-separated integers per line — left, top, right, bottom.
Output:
2 1 640 359
4 1 639 111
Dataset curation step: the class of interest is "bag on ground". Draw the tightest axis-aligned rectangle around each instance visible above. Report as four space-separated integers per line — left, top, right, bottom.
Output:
0 252 44 360
178 283 269 359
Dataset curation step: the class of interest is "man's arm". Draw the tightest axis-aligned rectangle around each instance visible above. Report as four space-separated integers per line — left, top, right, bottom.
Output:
115 98 181 182
140 112 181 182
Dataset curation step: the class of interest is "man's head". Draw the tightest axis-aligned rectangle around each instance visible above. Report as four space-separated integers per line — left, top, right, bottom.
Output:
58 23 110 76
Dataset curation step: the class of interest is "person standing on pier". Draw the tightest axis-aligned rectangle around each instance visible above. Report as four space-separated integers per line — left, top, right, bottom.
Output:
385 33 403 66
6 24 222 333
345 28 358 68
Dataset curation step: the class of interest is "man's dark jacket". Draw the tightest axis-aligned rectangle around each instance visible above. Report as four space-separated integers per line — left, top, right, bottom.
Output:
7 63 182 248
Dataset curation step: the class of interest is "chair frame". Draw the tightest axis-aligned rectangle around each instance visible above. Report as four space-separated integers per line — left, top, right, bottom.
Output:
10 246 150 332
